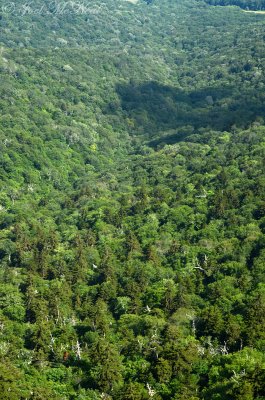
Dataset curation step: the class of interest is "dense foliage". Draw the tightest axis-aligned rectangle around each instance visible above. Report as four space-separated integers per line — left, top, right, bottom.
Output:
203 0 265 10
0 0 265 398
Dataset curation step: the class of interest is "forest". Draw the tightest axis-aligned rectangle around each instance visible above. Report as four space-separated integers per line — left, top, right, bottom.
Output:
0 0 265 398
203 0 265 10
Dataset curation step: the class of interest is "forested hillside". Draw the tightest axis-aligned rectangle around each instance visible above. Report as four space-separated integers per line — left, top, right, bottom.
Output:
203 0 265 10
0 0 265 399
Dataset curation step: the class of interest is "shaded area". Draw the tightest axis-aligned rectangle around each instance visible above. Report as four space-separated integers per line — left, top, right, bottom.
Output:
113 81 265 147
203 0 265 11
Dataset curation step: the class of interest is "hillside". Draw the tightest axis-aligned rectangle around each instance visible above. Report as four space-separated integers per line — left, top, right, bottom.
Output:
203 0 265 10
0 0 265 399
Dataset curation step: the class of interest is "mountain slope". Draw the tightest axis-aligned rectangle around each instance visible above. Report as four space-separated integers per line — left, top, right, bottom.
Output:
0 0 265 399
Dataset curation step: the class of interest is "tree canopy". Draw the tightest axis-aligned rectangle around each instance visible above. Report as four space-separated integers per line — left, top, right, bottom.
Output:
0 0 265 398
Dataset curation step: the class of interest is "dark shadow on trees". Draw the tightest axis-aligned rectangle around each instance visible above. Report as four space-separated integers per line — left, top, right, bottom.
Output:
110 81 264 148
